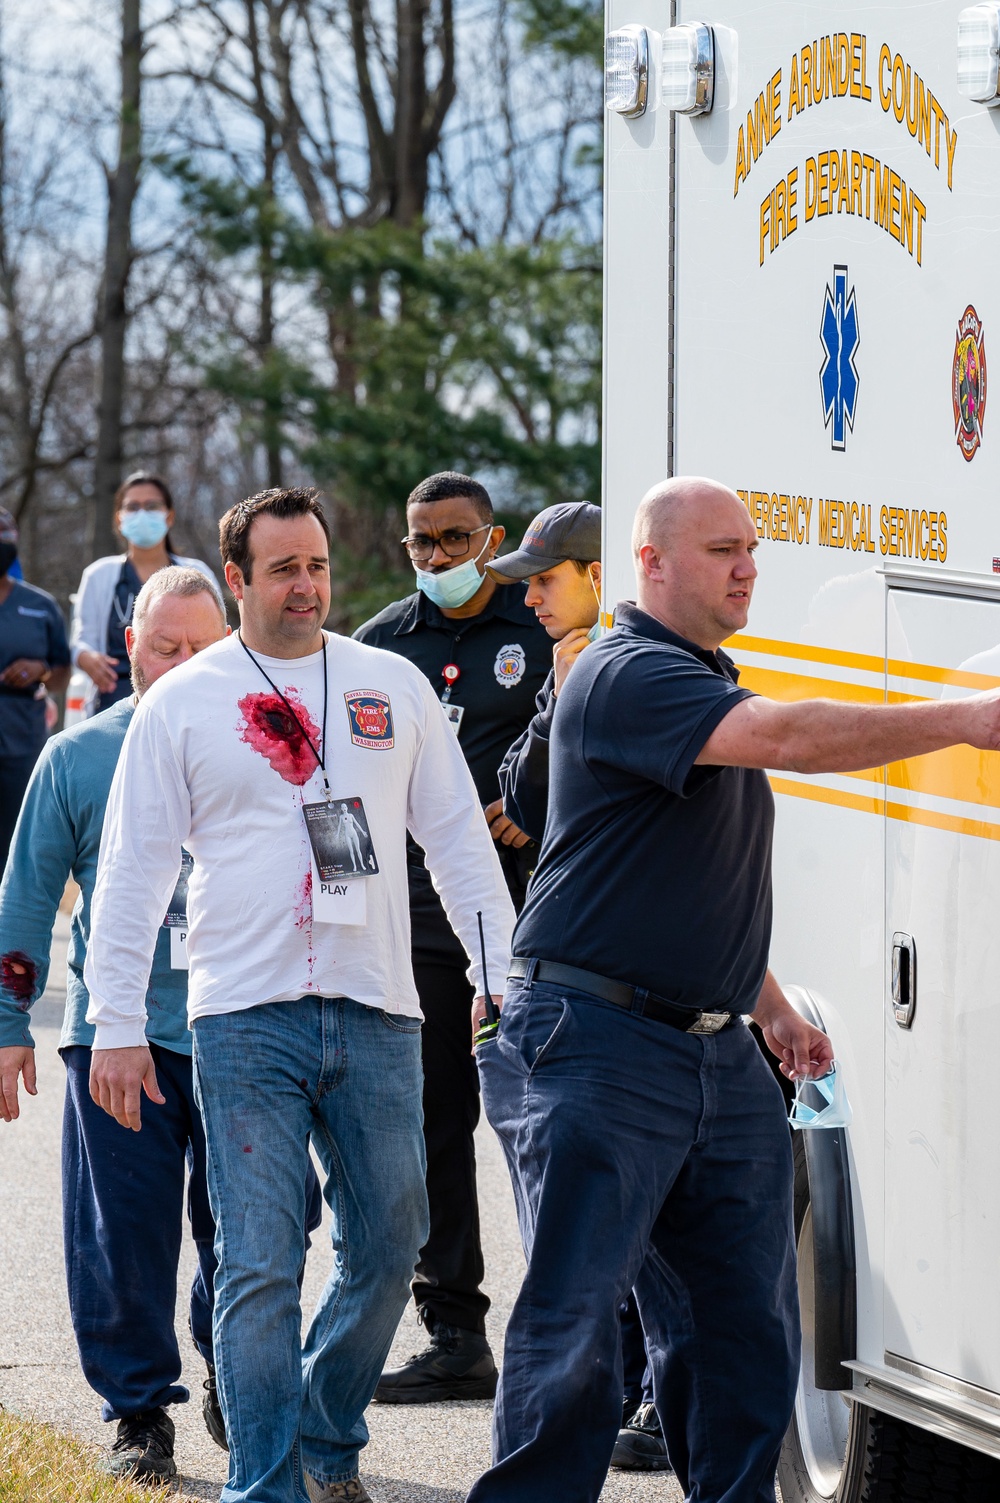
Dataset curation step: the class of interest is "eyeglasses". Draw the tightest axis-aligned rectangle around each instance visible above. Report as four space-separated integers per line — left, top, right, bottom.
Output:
401 524 490 563
120 501 168 514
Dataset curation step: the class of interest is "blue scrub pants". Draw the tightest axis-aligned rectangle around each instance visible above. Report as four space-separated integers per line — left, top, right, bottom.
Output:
62 1043 323 1422
471 973 799 1503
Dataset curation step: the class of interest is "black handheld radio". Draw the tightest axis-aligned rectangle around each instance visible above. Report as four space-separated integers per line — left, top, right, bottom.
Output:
473 909 500 1047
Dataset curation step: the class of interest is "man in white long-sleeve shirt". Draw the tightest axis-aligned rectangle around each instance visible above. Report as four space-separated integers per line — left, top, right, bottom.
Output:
85 487 514 1503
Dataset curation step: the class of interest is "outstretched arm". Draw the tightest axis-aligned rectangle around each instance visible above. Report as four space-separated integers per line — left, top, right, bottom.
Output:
697 690 1000 774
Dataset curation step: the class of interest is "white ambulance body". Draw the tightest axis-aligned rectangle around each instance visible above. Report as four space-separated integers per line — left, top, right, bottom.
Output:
602 4 1000 1499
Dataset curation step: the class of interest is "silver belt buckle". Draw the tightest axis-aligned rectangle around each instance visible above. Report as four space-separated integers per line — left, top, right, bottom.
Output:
687 1011 730 1035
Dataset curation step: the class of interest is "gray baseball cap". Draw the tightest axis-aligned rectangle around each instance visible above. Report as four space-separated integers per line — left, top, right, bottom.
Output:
487 501 601 582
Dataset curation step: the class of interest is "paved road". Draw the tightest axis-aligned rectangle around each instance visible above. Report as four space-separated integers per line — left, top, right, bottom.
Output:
0 914 684 1501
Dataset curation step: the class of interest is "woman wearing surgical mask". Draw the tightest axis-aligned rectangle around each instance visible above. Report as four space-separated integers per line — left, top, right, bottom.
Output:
71 472 220 713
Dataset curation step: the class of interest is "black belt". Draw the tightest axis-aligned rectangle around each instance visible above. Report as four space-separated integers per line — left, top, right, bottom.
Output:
507 958 739 1036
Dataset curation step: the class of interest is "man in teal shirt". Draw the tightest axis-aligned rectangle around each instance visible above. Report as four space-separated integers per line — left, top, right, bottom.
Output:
0 567 228 1483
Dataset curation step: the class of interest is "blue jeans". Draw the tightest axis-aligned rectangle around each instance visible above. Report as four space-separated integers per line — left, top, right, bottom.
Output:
193 996 428 1503
470 975 799 1503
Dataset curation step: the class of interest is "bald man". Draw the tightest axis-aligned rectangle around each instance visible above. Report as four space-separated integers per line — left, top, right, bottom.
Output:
468 477 1000 1503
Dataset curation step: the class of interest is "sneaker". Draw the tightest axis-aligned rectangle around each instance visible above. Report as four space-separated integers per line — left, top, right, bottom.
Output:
373 1317 498 1403
108 1406 178 1483
305 1476 373 1503
202 1361 228 1451
610 1401 673 1472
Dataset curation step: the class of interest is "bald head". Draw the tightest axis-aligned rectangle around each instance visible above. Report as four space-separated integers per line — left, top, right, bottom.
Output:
632 476 745 557
632 475 759 650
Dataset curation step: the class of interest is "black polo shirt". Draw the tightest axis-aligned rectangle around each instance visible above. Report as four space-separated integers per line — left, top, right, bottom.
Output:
354 583 551 962
513 602 775 1015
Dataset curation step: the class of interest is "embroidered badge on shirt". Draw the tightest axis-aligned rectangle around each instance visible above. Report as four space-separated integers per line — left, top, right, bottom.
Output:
345 690 394 749
494 644 526 689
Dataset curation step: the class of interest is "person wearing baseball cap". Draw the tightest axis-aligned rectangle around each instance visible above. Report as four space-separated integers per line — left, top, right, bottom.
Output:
0 507 71 868
491 502 603 845
492 499 672 1475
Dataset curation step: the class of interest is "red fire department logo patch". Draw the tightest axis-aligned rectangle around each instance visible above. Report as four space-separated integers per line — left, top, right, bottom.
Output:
953 305 987 462
345 690 394 749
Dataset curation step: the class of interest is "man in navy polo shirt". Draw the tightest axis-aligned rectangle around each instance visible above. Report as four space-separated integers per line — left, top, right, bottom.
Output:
469 476 1000 1503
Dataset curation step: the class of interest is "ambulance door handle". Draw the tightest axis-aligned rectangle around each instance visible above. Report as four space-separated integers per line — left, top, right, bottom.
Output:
891 933 916 1029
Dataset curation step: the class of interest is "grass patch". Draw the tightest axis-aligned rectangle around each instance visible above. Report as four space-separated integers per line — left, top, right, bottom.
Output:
0 1410 178 1502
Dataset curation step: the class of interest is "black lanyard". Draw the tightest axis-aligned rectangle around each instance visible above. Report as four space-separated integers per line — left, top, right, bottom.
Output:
238 632 331 799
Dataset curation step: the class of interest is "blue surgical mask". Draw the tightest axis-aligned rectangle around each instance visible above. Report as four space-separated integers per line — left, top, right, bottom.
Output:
789 1064 852 1130
414 532 492 610
120 510 169 550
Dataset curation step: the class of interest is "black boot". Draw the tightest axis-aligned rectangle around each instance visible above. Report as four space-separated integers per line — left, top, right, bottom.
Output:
108 1406 178 1482
203 1360 228 1451
610 1401 673 1472
374 1313 498 1403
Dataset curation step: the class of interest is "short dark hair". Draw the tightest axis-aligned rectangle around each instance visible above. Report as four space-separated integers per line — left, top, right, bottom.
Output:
116 471 174 512
406 471 494 526
570 558 597 574
219 487 331 583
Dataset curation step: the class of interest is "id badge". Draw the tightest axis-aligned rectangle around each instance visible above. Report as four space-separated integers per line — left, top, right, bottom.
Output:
163 851 193 970
310 852 367 925
443 703 465 735
303 796 378 925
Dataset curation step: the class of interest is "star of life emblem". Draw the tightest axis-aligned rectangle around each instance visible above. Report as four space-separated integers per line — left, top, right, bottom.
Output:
819 265 860 451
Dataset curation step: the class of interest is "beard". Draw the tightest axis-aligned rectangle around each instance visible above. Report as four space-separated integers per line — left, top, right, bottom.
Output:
130 659 148 697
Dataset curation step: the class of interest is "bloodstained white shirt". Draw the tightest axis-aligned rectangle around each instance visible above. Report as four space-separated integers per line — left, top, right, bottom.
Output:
85 632 514 1048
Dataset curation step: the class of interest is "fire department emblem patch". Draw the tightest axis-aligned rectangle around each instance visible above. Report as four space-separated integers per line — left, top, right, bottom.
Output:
953 305 987 462
494 644 526 689
345 690 394 749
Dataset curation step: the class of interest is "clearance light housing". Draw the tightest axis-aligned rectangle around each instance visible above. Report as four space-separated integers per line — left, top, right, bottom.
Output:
604 25 649 118
957 4 1000 104
661 22 715 115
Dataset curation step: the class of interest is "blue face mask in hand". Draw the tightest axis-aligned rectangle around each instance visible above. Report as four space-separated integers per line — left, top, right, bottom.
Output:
789 1063 853 1130
119 510 169 550
414 530 492 610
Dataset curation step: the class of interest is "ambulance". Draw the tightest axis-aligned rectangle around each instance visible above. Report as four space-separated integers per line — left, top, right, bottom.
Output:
601 4 1000 1499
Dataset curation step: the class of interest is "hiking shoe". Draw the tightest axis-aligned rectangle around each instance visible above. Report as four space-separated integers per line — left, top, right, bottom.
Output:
374 1318 498 1403
610 1401 673 1472
305 1476 373 1503
202 1361 228 1450
109 1406 178 1482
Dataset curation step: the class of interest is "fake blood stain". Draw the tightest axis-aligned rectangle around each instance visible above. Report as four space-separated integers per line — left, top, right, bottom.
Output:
294 869 313 932
237 691 321 785
1 951 37 1008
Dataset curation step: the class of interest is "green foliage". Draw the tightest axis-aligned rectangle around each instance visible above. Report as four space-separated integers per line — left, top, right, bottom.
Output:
179 173 601 503
171 162 602 624
515 0 603 62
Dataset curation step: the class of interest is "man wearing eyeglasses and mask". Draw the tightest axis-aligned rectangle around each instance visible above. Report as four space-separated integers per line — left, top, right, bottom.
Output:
355 471 551 1401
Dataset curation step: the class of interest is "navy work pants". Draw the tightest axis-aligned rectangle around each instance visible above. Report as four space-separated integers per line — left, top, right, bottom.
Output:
62 1043 215 1420
411 959 488 1335
62 1043 323 1422
471 975 799 1503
